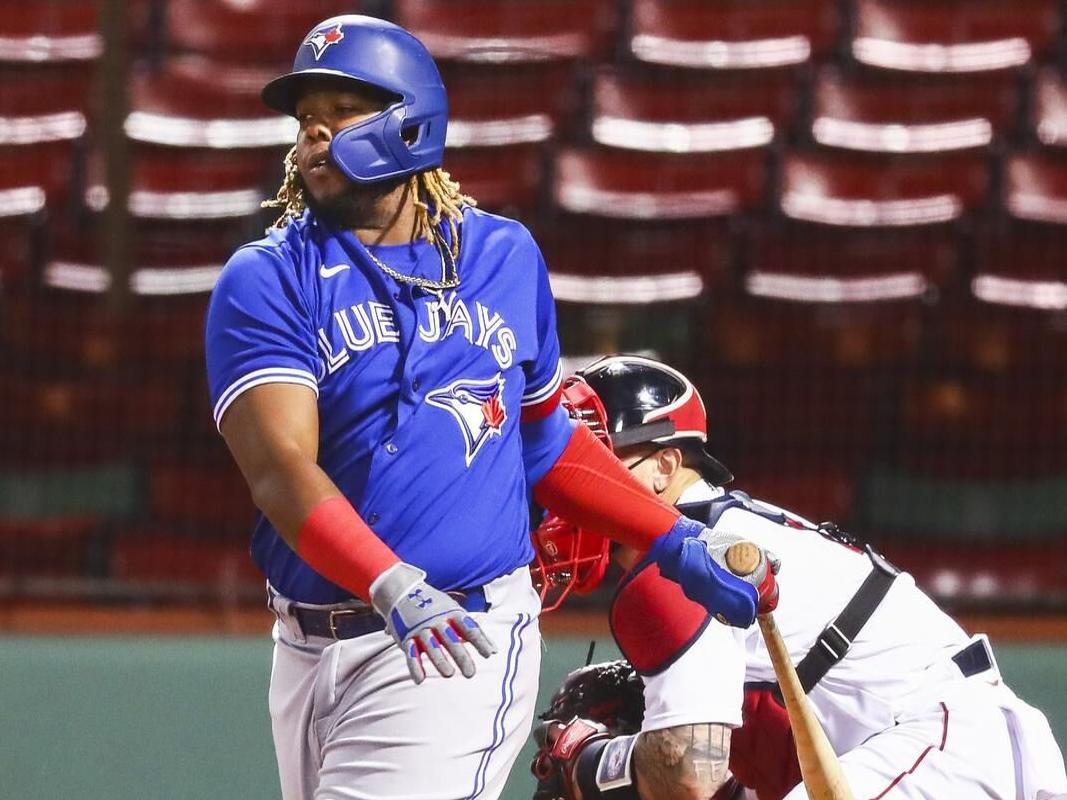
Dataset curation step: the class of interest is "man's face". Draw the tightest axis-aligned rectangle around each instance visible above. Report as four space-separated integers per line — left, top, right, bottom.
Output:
293 80 402 220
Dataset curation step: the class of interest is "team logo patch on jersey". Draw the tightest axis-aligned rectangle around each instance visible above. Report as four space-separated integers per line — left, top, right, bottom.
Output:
426 374 507 466
304 24 344 61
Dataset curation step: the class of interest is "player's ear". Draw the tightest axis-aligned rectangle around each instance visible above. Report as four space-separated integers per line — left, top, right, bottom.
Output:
653 447 683 491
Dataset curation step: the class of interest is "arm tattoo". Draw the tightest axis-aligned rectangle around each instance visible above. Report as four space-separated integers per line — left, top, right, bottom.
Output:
633 723 731 800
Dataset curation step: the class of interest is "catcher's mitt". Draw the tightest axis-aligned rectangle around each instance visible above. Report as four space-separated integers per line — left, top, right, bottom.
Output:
539 658 645 734
531 659 645 799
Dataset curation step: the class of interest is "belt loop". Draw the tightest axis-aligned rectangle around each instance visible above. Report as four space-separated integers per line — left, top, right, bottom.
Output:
268 585 307 644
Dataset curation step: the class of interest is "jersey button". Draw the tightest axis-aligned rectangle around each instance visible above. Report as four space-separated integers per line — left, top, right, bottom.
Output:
411 379 420 391
385 442 399 455
367 512 380 524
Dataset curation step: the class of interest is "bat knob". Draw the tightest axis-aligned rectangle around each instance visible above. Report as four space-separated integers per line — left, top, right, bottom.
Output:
725 541 761 577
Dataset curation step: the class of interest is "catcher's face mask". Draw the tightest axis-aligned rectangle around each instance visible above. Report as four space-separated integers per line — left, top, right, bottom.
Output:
530 376 612 612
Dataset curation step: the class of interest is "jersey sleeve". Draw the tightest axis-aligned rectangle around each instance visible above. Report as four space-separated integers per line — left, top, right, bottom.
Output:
204 244 320 431
520 236 564 422
641 621 746 732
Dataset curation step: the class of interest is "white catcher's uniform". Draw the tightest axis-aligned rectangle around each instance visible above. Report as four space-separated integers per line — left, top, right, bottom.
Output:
267 566 542 800
637 481 1067 800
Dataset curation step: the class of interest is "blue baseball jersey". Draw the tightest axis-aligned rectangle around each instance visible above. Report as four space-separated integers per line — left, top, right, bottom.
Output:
205 207 573 604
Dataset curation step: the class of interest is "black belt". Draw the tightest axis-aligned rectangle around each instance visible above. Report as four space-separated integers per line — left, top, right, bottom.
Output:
794 545 900 694
291 588 489 640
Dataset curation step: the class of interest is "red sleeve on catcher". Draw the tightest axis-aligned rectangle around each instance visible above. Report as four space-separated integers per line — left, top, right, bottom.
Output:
729 685 803 800
532 423 680 550
609 560 710 675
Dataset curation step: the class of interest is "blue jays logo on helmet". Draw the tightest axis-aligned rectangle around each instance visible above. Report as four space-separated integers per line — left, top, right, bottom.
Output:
426 375 507 466
304 23 345 61
261 14 448 185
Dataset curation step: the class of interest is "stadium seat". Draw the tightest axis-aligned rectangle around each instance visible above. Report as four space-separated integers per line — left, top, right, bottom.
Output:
851 0 1059 73
554 145 768 221
1002 150 1067 226
0 1 101 64
810 65 1019 153
779 149 988 228
880 541 1067 609
440 59 578 148
972 228 1067 310
148 461 254 532
165 0 358 65
125 57 295 154
109 531 263 600
0 516 102 580
394 0 616 63
708 296 924 369
629 0 838 69
1032 67 1067 148
84 147 273 226
590 64 798 153
443 144 544 219
740 470 857 524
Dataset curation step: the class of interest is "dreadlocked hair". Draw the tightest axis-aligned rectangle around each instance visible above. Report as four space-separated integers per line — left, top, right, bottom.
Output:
262 146 475 259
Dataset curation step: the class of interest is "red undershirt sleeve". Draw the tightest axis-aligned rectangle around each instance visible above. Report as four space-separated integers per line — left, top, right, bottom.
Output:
532 423 681 550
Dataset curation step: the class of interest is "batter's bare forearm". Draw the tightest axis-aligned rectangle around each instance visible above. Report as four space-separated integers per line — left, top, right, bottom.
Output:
633 724 732 800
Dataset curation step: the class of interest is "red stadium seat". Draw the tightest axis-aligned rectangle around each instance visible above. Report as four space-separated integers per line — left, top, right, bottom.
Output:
0 516 101 579
1032 67 1067 148
0 2 101 64
125 57 295 154
1002 150 1067 226
880 542 1067 608
972 228 1067 310
440 59 578 148
810 65 1019 153
629 0 838 70
590 64 798 153
443 144 544 219
851 0 1059 74
0 368 186 466
84 147 273 223
554 145 768 220
780 149 988 228
741 471 856 524
709 297 924 370
166 0 356 65
109 531 263 599
395 0 616 63
148 462 254 531
540 216 733 304
898 373 1067 478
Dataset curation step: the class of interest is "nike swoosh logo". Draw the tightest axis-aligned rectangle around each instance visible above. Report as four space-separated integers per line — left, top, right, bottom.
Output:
319 263 350 278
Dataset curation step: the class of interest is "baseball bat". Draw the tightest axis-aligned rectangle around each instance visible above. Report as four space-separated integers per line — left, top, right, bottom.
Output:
725 542 856 800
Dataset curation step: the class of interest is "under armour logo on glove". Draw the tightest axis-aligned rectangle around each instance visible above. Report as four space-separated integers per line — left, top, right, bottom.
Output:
370 562 497 684
408 588 433 609
650 517 780 627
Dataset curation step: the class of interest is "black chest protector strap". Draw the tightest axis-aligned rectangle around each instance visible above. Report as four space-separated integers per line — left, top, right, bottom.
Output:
793 545 900 694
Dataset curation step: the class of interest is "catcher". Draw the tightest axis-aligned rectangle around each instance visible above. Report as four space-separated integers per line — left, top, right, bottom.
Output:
530 355 1067 800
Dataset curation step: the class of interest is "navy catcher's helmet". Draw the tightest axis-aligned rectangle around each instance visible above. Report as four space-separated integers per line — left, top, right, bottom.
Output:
262 15 447 184
579 355 734 485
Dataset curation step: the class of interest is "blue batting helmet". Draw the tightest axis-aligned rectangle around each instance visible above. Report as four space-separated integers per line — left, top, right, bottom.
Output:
261 15 447 184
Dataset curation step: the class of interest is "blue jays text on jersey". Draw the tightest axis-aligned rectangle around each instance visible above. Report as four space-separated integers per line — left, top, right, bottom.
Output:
205 207 574 604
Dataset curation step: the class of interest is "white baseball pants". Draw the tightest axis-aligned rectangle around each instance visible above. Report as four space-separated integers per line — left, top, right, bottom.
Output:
267 566 542 800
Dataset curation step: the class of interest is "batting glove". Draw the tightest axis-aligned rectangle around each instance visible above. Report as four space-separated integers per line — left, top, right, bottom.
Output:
650 517 781 627
370 562 497 684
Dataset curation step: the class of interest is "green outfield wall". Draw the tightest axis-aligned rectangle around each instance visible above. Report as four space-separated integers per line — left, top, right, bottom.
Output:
0 636 1063 799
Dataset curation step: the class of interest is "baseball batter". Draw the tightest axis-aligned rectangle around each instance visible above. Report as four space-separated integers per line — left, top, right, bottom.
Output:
204 17 777 800
532 355 1067 800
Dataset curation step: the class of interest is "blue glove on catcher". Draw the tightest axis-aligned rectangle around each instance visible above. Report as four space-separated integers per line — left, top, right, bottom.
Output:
370 562 497 684
650 516 777 628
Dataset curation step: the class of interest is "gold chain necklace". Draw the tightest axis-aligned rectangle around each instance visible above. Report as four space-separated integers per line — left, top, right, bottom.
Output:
362 230 459 293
